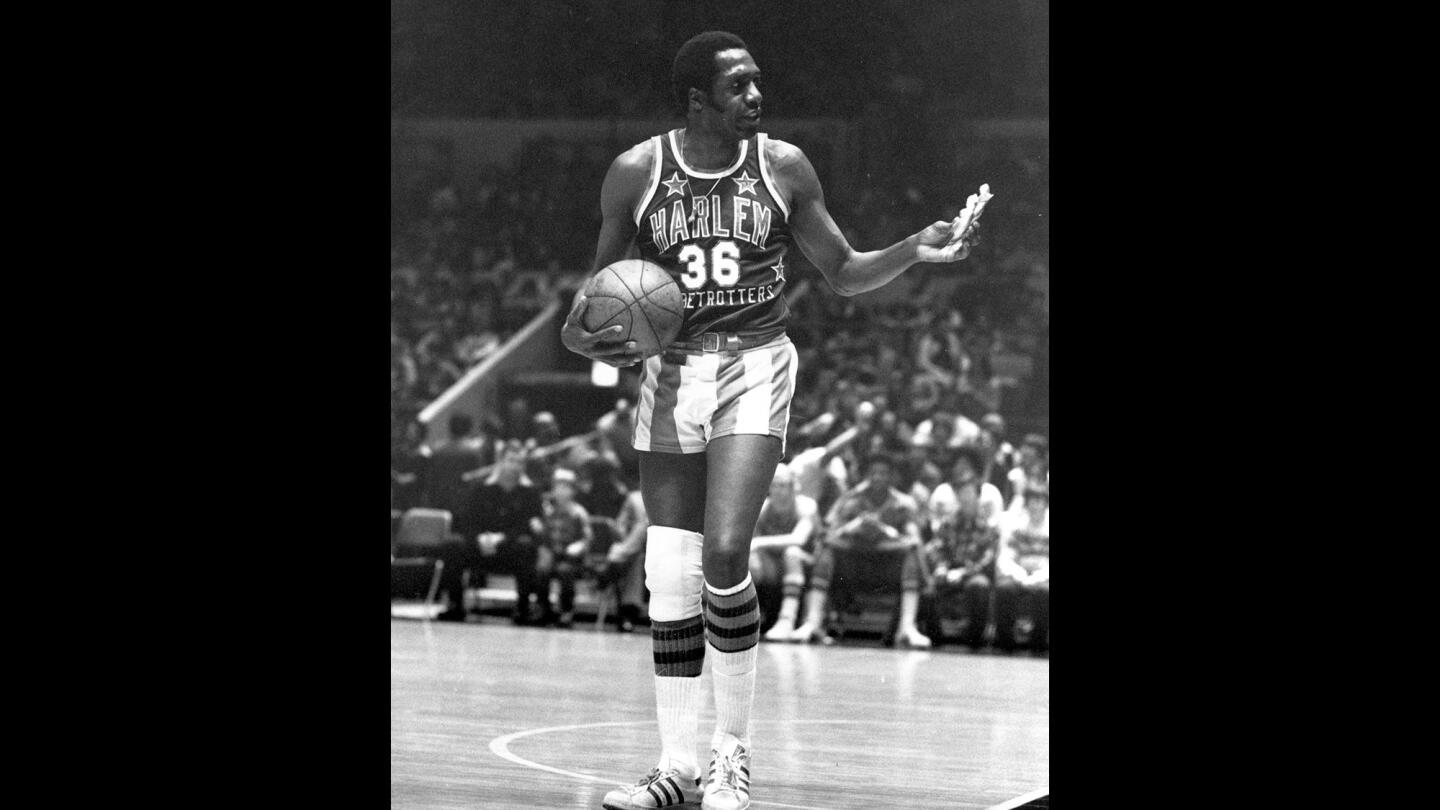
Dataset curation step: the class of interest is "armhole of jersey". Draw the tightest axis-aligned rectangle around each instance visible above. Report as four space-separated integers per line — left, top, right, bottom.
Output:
633 136 664 228
756 133 791 219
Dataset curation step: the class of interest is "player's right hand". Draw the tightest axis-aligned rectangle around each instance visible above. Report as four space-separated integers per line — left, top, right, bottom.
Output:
561 295 645 368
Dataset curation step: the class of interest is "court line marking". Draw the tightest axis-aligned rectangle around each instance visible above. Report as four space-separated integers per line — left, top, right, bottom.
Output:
987 785 1049 809
488 719 989 809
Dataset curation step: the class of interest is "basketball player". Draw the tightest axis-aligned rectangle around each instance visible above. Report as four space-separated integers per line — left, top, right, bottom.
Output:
744 464 819 641
561 31 981 810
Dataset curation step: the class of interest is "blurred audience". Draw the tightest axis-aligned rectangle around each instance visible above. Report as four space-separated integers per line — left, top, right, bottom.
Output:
994 478 1050 653
789 452 932 648
929 446 1006 529
423 413 494 547
532 468 594 628
599 488 651 632
977 412 1017 502
595 399 640 487
745 464 821 639
391 416 429 514
1006 433 1050 513
923 461 1000 648
465 447 545 624
576 455 628 521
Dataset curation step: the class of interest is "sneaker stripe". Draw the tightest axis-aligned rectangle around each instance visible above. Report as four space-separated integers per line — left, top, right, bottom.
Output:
647 784 666 805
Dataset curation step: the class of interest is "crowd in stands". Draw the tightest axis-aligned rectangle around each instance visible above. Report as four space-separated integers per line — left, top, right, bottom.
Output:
391 136 616 443
392 130 1048 449
393 385 1050 653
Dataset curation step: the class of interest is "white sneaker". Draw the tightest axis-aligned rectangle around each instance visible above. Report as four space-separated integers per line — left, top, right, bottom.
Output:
788 622 833 645
702 736 751 810
896 627 933 648
602 767 702 809
763 617 796 642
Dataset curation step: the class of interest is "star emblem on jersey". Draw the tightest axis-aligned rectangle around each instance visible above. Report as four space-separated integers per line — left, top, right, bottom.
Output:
773 258 786 282
662 172 689 197
732 170 760 196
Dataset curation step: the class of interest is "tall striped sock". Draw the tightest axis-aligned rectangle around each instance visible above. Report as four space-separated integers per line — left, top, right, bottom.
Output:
652 615 705 778
704 574 760 751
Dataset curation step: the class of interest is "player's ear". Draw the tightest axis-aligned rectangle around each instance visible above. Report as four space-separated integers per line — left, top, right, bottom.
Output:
688 87 706 113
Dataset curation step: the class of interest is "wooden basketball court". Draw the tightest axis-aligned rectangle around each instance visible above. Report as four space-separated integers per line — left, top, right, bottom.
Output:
392 617 1048 808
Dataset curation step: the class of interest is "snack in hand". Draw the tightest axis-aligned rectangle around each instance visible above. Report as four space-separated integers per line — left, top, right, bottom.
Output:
949 183 993 245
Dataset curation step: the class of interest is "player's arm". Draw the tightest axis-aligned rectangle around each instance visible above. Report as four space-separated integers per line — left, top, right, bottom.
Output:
790 499 818 549
874 507 923 552
752 501 817 551
561 144 653 367
770 140 975 297
825 498 861 545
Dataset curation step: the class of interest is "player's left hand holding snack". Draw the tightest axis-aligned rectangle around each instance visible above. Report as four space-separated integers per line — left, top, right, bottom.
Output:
915 183 993 264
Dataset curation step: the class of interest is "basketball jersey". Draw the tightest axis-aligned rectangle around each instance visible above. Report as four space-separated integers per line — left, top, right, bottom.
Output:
632 129 793 341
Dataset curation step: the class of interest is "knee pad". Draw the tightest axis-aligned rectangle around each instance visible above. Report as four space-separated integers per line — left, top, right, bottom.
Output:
644 526 704 622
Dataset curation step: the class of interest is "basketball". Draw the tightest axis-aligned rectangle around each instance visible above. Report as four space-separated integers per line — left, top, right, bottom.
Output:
581 259 684 357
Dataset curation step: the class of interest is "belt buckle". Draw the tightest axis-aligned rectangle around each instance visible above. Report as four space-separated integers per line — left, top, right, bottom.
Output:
701 333 721 352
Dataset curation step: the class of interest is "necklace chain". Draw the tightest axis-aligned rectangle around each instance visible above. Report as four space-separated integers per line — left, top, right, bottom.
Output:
679 128 734 206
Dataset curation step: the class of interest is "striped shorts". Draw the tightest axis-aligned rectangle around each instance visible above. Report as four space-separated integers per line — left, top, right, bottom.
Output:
633 335 798 454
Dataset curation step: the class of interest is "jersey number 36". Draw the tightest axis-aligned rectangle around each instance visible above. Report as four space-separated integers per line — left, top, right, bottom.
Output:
677 240 741 290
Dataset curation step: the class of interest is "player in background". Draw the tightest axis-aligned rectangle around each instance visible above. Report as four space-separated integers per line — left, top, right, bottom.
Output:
562 31 982 810
743 464 819 641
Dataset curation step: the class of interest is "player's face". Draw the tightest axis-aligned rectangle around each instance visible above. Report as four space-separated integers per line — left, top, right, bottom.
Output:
702 49 763 139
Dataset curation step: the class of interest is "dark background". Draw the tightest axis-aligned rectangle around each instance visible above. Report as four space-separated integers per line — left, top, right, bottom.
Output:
391 0 1047 121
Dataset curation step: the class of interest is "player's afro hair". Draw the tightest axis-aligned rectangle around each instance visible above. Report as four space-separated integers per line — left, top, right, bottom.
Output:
672 31 749 115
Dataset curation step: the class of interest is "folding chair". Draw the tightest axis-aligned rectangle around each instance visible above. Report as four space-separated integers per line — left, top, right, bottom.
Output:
390 508 454 615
